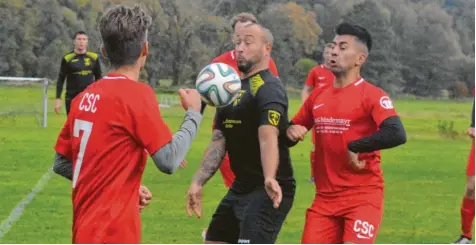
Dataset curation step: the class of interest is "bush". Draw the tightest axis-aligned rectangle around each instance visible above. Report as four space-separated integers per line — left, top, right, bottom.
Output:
293 58 318 88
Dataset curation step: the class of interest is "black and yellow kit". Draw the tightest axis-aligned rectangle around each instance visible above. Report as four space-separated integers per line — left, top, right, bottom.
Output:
207 69 296 244
56 51 102 113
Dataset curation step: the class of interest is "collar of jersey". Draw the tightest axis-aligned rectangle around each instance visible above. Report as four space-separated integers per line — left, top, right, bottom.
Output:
104 73 129 80
332 77 365 91
242 68 269 80
73 50 87 56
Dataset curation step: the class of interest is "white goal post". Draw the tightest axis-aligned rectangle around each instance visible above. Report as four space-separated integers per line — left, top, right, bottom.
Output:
0 76 49 128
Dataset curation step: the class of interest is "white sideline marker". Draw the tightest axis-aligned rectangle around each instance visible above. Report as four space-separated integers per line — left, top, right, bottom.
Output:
0 168 54 241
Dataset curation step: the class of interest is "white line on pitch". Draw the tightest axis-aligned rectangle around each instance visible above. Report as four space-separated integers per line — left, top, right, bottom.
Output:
0 168 54 241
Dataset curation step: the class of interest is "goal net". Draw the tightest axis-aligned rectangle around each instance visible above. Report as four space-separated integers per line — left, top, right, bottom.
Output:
0 76 49 128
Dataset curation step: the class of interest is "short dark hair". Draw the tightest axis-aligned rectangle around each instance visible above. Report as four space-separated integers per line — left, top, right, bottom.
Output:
230 12 257 30
73 31 87 39
99 4 151 68
335 23 372 51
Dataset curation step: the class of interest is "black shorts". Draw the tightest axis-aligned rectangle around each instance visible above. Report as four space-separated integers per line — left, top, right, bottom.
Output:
205 186 294 244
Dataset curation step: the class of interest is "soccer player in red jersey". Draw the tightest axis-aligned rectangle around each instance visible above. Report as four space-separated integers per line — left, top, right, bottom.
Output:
301 44 335 183
201 13 279 189
454 94 475 244
301 43 335 103
287 23 407 244
52 5 203 244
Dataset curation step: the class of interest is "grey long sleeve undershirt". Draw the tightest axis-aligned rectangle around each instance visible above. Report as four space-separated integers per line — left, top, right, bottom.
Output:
53 109 202 179
53 153 73 180
151 109 202 174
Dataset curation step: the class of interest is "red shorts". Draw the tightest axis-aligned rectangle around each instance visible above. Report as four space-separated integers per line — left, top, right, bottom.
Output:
219 154 234 187
467 141 475 176
301 190 383 244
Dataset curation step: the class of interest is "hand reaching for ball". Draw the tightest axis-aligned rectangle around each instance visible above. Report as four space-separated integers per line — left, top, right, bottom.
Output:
178 89 202 112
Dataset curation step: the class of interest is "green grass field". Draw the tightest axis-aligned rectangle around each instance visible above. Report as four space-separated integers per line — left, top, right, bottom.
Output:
0 87 474 244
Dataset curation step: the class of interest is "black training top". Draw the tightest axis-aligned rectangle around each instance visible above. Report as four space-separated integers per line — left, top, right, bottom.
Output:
214 69 295 194
56 51 102 100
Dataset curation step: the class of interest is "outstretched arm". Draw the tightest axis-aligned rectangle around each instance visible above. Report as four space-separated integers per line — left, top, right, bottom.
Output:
192 129 226 186
152 110 202 174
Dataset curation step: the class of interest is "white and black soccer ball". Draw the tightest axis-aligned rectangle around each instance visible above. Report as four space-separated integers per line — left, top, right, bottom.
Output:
195 62 241 108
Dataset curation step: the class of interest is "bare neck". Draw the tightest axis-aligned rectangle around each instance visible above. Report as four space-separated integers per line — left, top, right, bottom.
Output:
110 64 141 82
243 58 269 79
74 48 86 55
334 67 361 88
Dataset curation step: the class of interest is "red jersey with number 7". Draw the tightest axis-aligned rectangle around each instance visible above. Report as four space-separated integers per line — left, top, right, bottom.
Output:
291 78 398 198
54 73 172 244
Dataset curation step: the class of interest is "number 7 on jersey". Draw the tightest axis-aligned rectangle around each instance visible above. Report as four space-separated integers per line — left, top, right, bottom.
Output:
72 119 94 188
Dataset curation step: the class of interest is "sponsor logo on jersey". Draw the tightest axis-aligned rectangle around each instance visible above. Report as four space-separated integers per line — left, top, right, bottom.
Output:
315 117 351 127
314 117 351 134
223 119 242 129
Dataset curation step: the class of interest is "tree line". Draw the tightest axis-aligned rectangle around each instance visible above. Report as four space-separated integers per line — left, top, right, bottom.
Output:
0 0 474 98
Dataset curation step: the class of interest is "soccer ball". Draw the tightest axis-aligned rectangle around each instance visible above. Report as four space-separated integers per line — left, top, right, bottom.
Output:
195 62 241 108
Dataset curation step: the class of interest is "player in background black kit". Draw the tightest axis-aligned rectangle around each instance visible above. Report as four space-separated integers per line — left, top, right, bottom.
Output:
55 31 102 115
186 23 295 244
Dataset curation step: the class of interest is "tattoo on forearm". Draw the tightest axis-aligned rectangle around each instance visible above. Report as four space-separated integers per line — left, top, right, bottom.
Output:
192 130 226 185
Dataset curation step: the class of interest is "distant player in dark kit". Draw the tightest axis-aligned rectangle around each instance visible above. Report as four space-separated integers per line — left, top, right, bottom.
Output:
52 4 203 244
187 23 295 244
287 23 407 244
55 31 102 115
453 90 475 244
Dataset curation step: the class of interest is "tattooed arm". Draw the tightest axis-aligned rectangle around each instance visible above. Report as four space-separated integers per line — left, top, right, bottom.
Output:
192 129 227 186
186 129 227 218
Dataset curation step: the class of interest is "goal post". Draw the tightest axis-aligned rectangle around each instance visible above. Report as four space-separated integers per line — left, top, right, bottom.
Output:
0 76 49 128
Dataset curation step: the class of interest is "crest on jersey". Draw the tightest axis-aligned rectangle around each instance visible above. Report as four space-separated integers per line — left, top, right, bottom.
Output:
379 96 394 109
84 58 91 67
268 110 281 126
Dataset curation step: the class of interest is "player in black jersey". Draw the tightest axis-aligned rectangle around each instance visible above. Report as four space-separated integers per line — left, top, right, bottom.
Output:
186 23 295 244
55 31 102 115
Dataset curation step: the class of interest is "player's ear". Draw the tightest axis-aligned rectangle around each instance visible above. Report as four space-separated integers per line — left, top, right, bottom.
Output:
264 41 272 57
356 52 367 66
142 41 149 57
231 33 236 44
100 44 107 58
